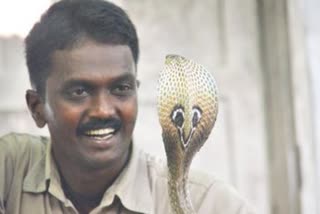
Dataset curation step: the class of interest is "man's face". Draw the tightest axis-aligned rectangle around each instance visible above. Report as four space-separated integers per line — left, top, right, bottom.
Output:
43 40 138 169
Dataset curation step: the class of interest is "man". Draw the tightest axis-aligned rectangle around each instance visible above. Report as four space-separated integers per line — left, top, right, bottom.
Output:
0 0 254 213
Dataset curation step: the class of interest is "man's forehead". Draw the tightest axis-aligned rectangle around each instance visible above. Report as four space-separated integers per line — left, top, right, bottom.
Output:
61 72 137 86
52 41 134 64
48 41 136 80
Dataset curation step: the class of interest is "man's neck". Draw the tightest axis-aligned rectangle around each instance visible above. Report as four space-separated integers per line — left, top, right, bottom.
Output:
62 181 104 214
52 146 131 213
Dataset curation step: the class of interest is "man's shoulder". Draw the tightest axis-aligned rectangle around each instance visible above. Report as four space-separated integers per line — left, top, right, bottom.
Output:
138 149 254 213
0 133 50 207
0 132 49 147
0 132 49 160
140 149 223 190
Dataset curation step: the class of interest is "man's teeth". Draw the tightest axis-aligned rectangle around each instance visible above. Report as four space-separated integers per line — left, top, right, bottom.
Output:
85 128 115 136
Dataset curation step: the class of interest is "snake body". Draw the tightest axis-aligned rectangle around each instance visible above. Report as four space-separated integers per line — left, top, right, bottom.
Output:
157 55 218 214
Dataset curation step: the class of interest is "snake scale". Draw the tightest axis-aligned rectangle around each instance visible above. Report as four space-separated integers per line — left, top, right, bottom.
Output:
157 55 219 214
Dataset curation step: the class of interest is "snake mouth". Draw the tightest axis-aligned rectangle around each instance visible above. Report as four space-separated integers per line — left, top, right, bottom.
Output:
178 127 196 149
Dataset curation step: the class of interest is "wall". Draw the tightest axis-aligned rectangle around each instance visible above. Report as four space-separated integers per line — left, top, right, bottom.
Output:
303 0 320 212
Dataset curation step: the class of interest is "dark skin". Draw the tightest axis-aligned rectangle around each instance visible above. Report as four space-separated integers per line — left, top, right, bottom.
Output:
26 40 138 213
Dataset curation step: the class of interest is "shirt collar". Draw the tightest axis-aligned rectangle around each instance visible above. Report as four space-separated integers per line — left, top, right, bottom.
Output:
23 138 153 213
99 143 153 213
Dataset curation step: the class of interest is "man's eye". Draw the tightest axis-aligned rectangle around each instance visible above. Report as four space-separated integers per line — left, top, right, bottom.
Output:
68 87 89 98
118 85 131 91
112 84 134 96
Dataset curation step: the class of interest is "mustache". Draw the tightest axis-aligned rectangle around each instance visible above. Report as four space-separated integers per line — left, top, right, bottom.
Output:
76 118 122 135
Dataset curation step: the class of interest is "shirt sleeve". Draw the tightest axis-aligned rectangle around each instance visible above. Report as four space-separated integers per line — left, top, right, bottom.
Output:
0 134 18 213
197 179 256 214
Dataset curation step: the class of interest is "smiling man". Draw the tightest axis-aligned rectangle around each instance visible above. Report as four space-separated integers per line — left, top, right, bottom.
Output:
41 41 138 212
0 0 254 214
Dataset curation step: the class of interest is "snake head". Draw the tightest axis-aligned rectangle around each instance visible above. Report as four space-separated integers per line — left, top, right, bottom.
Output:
157 55 219 167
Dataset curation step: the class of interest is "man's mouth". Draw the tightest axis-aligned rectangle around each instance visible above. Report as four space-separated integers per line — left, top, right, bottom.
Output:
76 118 122 142
83 128 116 140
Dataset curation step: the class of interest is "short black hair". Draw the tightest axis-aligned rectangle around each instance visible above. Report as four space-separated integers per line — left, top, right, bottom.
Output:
25 0 139 97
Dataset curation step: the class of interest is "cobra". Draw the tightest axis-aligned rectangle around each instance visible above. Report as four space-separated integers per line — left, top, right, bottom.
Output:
157 55 219 214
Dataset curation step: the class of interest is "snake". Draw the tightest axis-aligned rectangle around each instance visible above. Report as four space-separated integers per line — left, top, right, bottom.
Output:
157 55 219 214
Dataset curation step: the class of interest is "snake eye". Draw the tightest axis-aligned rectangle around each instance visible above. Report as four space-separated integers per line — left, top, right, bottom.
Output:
171 106 185 128
192 106 202 127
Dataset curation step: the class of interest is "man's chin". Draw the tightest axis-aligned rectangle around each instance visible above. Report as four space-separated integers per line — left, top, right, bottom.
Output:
78 151 122 170
75 134 131 169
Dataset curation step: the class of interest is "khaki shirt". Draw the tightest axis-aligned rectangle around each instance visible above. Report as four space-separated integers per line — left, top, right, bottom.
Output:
0 133 254 214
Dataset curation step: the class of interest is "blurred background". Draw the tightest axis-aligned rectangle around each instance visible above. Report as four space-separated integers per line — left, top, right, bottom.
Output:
0 0 319 213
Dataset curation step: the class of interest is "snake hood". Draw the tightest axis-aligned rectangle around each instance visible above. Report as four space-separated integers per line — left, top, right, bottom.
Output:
158 54 218 187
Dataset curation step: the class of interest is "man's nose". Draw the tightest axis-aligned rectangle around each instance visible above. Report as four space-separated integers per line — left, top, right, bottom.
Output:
88 92 116 119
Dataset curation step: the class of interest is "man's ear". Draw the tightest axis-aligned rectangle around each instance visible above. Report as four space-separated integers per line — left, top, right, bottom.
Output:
26 90 47 128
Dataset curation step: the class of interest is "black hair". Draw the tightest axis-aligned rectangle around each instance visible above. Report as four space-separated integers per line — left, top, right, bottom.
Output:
25 0 139 97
